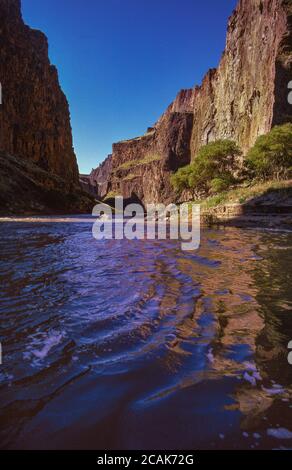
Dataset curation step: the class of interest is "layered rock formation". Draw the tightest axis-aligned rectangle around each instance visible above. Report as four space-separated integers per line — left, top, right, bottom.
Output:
91 0 292 204
0 0 93 214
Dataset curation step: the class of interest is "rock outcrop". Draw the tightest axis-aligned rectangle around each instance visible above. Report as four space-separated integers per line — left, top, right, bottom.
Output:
92 0 292 204
0 0 93 214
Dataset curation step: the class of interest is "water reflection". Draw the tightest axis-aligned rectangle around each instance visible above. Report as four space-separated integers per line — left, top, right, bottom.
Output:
0 222 292 449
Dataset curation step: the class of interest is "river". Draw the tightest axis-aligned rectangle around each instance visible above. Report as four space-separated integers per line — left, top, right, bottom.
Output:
0 218 292 449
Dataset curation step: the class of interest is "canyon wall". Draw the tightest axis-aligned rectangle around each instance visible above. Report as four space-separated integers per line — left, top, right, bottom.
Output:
91 0 292 204
190 0 292 159
0 0 93 214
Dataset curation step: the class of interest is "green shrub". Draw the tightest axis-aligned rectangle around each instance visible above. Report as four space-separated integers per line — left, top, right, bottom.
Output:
210 176 233 193
171 139 241 195
195 139 241 170
246 123 292 180
171 165 194 192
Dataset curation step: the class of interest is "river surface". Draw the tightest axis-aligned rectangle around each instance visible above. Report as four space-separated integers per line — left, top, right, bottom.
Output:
0 218 292 450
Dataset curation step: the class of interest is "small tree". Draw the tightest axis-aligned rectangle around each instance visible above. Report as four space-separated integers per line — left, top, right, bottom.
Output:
246 123 292 180
210 176 233 193
195 139 241 173
170 165 193 192
171 139 241 196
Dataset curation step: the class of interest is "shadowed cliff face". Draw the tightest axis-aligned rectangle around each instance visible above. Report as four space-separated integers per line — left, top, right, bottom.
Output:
0 0 94 214
91 0 292 204
273 0 292 126
0 0 78 183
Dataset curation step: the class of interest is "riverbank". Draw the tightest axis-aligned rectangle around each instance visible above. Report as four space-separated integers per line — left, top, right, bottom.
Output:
193 180 292 228
200 206 292 229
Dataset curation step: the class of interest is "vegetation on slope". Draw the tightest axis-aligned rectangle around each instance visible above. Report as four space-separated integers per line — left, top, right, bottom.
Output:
193 180 292 209
171 140 241 196
115 153 161 172
171 124 292 205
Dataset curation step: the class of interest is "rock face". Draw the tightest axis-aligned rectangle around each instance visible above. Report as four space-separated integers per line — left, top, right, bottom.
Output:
92 0 292 204
91 155 113 198
79 156 113 199
0 0 93 213
90 90 194 204
190 0 292 159
0 151 93 215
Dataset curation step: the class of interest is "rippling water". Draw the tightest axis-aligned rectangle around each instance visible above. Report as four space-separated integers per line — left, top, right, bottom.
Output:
1 218 292 450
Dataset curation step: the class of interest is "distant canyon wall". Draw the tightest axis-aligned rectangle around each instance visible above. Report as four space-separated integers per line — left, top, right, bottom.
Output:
90 0 292 204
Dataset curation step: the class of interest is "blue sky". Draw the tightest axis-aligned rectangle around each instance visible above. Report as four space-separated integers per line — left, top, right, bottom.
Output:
21 0 238 174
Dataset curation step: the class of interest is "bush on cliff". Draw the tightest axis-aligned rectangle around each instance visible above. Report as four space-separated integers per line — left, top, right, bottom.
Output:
170 165 193 192
171 140 241 196
210 176 234 193
246 123 292 180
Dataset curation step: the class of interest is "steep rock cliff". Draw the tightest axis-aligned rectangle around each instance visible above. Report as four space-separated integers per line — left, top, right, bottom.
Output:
190 0 292 158
92 0 292 204
0 0 93 213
